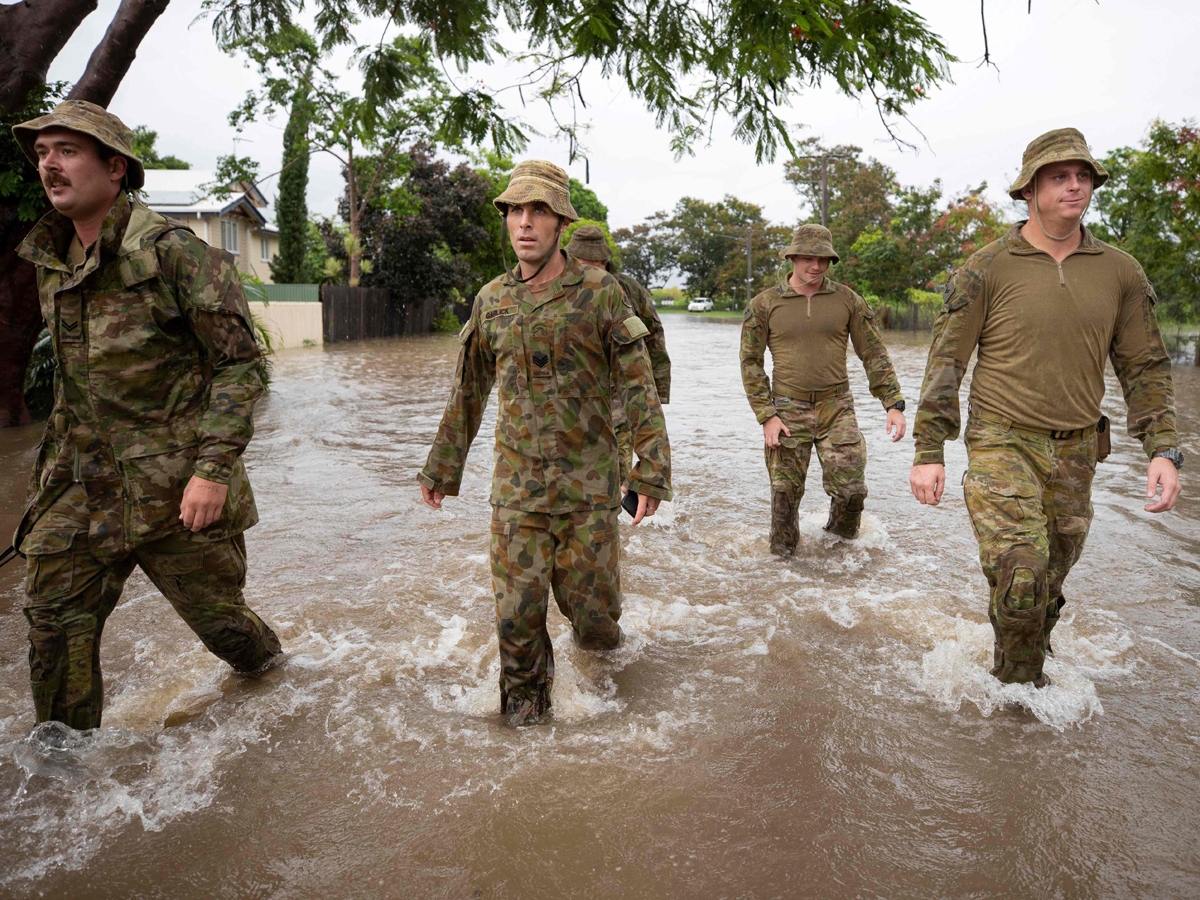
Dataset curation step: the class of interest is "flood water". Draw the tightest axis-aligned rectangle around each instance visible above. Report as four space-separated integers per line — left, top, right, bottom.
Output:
2 316 1199 898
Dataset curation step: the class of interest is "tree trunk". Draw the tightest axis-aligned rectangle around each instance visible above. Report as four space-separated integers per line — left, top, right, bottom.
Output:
0 0 97 115
68 0 172 107
0 210 44 426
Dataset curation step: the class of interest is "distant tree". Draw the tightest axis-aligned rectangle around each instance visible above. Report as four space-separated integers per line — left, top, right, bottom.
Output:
130 125 190 169
1092 119 1200 323
612 214 675 288
568 179 608 223
356 142 493 312
662 196 770 298
784 138 896 254
269 79 313 283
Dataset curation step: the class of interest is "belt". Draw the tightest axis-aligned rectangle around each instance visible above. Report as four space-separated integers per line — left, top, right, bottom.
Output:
777 382 849 405
969 406 1095 440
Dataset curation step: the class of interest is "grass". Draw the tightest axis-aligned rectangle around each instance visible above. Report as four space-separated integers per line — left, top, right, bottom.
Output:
659 308 745 319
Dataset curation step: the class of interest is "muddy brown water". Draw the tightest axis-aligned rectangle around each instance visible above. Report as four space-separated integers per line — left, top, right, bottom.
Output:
2 316 1199 899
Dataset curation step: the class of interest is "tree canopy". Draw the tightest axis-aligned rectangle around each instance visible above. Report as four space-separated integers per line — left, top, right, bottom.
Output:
130 126 190 169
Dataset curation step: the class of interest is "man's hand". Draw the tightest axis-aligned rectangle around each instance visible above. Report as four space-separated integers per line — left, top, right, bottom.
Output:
420 484 446 509
630 490 661 526
180 475 228 532
886 409 907 442
1145 457 1181 512
763 415 791 448
910 463 946 506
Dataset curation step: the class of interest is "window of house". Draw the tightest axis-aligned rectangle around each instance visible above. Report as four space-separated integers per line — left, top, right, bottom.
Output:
261 236 270 261
221 219 239 254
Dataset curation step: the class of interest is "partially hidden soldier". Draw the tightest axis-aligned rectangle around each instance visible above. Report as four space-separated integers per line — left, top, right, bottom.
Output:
909 128 1182 688
9 101 282 731
740 224 906 555
564 225 671 485
418 161 671 727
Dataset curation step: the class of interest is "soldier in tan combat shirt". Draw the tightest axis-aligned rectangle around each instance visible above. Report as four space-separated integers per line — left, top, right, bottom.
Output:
910 128 1181 688
741 224 906 555
418 161 671 727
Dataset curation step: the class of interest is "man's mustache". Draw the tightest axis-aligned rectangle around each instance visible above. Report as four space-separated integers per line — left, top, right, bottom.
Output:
44 174 71 187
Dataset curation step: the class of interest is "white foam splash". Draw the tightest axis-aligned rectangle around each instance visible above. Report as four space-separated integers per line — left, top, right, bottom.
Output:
918 615 1133 730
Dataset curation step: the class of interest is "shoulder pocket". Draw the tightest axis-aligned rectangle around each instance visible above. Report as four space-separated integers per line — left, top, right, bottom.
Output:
612 315 649 344
459 319 475 343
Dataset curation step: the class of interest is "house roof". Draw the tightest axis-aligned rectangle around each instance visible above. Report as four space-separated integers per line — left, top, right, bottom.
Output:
141 170 278 233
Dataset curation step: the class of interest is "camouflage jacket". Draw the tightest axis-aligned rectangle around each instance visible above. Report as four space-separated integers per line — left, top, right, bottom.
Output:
614 271 671 404
418 256 672 513
913 223 1177 465
15 192 262 559
741 277 903 424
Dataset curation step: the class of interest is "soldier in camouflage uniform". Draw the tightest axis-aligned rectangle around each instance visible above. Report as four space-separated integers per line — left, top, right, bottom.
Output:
741 224 906 555
418 161 671 727
10 101 281 730
565 225 671 484
910 128 1181 687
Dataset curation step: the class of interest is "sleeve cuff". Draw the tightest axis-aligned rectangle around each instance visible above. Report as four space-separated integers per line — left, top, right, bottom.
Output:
755 405 778 425
912 447 945 466
882 394 904 411
417 471 460 496
1145 434 1179 459
627 479 672 503
193 459 233 485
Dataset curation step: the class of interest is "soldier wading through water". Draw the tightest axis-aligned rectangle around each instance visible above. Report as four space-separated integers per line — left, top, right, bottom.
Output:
418 160 671 727
740 224 906 555
910 127 1181 688
564 225 671 486
8 101 282 732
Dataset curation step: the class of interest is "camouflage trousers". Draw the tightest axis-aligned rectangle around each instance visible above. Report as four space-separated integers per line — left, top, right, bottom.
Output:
20 483 281 730
765 391 868 554
490 505 622 724
963 410 1096 685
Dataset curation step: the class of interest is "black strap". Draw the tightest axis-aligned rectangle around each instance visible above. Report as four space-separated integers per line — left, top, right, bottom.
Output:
0 545 19 570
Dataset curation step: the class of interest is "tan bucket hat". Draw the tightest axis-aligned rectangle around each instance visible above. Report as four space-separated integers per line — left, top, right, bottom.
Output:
13 100 145 190
780 223 839 264
1008 127 1108 200
493 160 578 221
564 224 611 261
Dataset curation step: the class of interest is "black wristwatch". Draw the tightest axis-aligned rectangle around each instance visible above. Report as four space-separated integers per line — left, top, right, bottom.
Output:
889 400 906 412
1153 448 1184 470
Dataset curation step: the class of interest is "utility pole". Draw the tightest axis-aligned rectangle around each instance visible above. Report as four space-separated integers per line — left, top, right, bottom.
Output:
709 225 756 309
793 148 855 227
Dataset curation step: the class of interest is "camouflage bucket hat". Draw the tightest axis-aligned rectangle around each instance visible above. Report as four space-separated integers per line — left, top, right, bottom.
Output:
564 224 611 261
1008 127 1108 200
13 100 145 190
779 223 839 264
493 160 578 222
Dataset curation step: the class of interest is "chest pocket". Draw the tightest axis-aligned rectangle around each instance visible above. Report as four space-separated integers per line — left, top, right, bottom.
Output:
554 313 604 397
482 306 519 397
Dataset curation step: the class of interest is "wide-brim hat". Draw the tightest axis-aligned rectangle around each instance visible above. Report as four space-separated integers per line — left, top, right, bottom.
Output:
779 223 839 264
1008 127 1108 200
13 99 144 191
493 160 578 222
564 224 611 261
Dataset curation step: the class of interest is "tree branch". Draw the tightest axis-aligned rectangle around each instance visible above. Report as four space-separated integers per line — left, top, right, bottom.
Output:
68 0 172 107
0 0 98 114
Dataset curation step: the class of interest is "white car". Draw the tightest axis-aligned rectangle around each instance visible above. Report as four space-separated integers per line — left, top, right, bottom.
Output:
687 297 714 312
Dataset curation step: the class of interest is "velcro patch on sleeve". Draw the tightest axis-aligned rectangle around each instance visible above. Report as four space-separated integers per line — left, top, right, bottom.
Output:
612 315 649 344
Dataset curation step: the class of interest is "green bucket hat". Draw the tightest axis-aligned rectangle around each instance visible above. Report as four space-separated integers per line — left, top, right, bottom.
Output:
13 100 145 191
564 224 611 261
1008 127 1108 200
493 160 578 222
780 223 839 264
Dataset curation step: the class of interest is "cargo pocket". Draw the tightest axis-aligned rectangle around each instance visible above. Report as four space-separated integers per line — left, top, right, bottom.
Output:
119 428 200 541
963 476 1040 543
23 530 79 600
63 620 96 707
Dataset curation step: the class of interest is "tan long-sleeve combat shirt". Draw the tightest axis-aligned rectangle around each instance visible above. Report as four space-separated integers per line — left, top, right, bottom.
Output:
740 277 904 424
913 223 1177 464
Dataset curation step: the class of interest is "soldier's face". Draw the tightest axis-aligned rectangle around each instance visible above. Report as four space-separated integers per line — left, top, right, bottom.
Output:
33 127 126 221
506 202 563 262
1023 161 1093 222
791 255 830 280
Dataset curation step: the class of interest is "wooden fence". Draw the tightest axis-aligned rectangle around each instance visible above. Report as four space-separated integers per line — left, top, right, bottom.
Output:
321 287 441 344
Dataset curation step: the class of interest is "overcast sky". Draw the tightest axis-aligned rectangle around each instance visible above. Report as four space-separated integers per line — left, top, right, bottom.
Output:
44 0 1200 231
